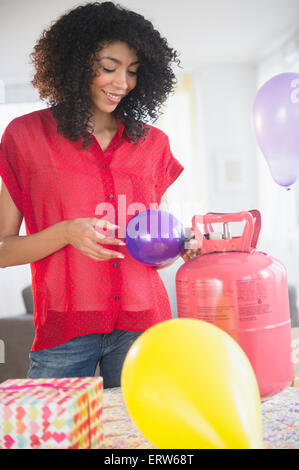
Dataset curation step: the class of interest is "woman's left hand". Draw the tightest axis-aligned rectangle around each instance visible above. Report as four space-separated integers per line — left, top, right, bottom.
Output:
180 229 201 262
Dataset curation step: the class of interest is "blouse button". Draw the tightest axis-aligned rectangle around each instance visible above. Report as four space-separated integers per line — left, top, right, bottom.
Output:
108 194 114 199
113 263 118 267
114 296 120 300
102 164 107 169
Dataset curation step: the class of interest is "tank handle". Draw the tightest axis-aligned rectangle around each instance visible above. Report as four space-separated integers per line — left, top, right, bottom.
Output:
203 209 261 249
248 209 261 248
192 211 256 254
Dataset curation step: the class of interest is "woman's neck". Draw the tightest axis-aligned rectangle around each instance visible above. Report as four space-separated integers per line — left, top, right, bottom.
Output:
90 108 117 135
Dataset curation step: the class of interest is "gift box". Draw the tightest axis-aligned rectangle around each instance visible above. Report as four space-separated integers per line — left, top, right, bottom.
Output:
0 377 103 449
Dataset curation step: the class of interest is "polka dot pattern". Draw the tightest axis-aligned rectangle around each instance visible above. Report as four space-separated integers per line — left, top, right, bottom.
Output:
0 108 184 352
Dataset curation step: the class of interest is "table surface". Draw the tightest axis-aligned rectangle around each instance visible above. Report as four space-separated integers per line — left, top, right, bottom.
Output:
101 387 299 449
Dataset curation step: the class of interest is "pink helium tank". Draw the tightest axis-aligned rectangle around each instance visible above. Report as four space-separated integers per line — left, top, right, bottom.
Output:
176 210 293 398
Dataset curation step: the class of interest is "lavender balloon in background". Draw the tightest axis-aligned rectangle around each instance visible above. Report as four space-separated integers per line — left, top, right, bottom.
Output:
125 209 185 266
253 73 299 188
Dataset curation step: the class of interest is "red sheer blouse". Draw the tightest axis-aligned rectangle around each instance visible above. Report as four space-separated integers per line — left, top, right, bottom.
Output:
0 108 184 351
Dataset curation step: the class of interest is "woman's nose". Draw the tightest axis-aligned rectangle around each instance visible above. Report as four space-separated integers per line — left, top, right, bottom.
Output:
112 70 128 90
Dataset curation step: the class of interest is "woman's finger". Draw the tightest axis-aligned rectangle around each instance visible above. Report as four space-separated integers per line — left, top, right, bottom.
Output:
99 246 124 256
94 231 126 246
84 238 125 260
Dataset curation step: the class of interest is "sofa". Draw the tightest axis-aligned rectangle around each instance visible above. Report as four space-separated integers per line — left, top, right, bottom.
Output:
0 260 298 382
0 285 35 381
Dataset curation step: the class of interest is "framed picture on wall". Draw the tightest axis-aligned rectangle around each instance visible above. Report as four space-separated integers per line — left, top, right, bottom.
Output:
216 149 249 192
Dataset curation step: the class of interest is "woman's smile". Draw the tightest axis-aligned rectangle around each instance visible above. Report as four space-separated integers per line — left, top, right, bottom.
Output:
102 90 125 103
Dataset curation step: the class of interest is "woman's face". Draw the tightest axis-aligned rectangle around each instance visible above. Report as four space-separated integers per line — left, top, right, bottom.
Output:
89 41 139 115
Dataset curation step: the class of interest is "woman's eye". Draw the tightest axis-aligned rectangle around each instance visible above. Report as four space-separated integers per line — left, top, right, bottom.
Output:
101 67 137 76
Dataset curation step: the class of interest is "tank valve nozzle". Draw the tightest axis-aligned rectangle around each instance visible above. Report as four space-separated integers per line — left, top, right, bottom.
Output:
223 222 231 240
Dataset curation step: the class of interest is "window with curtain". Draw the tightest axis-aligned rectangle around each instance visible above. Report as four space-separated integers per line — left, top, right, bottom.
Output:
155 73 198 226
257 30 299 290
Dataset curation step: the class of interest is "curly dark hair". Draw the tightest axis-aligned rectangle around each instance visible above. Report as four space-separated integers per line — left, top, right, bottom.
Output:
30 1 180 148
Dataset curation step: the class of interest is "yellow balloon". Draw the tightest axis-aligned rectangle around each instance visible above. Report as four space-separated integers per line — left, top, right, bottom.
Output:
121 319 263 449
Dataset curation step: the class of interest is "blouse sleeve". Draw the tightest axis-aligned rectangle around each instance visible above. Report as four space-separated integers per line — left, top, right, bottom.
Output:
0 124 24 214
154 135 184 202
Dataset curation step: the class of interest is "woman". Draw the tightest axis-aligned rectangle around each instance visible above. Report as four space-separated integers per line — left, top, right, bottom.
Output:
0 2 199 387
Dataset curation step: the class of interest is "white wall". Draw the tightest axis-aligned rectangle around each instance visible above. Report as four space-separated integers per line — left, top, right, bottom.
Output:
0 0 80 82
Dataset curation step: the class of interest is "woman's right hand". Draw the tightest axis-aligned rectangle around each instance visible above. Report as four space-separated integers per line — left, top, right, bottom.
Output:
64 217 126 262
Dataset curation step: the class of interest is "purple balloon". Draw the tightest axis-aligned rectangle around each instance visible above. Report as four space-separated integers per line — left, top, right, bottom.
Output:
253 73 299 187
125 209 185 266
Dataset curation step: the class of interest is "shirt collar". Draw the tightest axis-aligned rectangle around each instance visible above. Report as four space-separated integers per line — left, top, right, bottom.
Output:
116 116 130 141
86 116 128 142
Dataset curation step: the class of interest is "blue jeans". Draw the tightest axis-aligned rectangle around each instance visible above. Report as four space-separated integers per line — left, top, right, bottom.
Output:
27 330 142 388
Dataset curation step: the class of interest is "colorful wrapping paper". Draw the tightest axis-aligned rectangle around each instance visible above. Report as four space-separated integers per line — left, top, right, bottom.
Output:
0 377 103 449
